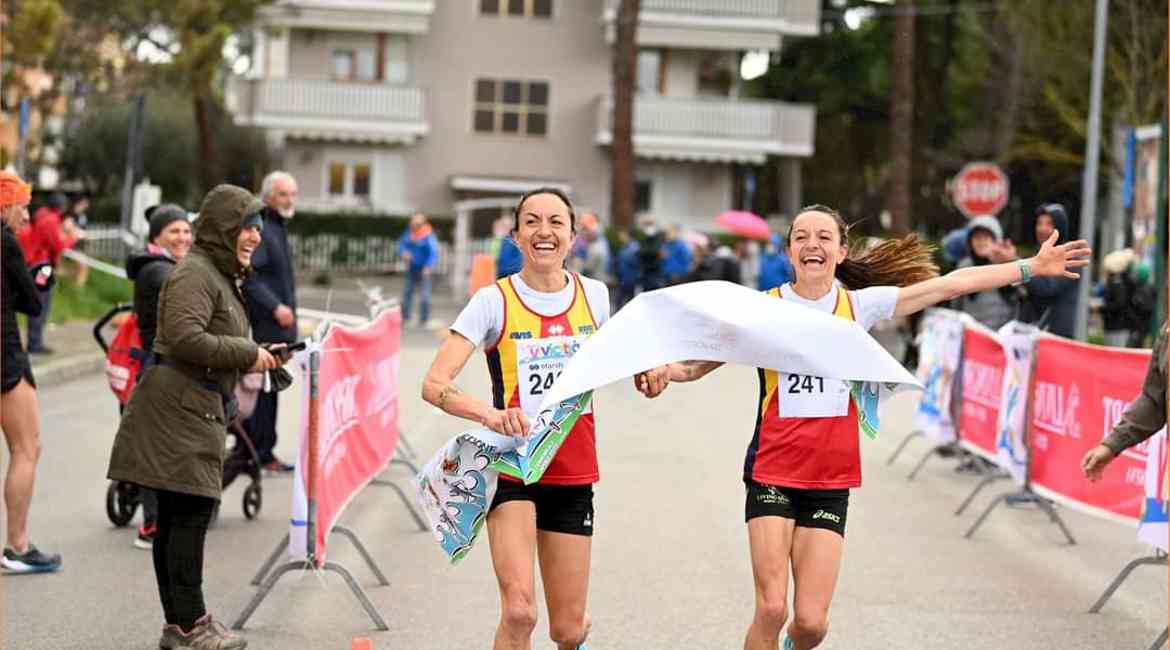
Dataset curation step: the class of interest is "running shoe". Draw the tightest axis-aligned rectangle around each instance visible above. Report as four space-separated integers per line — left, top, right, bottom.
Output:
135 523 157 550
262 457 294 473
1 544 62 573
782 634 794 650
170 614 247 649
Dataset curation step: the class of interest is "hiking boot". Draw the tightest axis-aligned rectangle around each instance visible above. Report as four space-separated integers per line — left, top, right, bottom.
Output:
1 544 62 573
172 614 247 649
159 624 184 649
135 523 157 550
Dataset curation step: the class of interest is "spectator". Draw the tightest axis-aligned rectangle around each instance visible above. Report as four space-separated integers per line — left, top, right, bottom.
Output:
242 171 299 473
940 224 970 266
107 184 283 650
758 234 793 290
737 239 761 289
1021 203 1079 338
18 192 68 354
954 215 1018 330
615 230 640 310
579 215 611 284
63 196 90 285
661 226 693 286
637 219 665 292
1101 249 1138 347
0 171 62 574
124 204 193 549
1128 262 1157 347
398 212 440 326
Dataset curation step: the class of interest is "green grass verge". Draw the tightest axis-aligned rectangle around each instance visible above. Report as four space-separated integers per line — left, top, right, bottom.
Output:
49 268 133 324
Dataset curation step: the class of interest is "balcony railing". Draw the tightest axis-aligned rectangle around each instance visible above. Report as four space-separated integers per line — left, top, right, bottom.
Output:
603 0 819 40
595 95 815 162
227 77 428 142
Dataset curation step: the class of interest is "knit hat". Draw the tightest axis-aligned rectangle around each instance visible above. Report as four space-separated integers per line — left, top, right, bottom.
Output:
146 204 189 243
0 171 32 208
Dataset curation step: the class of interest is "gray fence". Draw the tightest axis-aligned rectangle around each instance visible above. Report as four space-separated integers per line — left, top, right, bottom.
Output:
81 227 496 277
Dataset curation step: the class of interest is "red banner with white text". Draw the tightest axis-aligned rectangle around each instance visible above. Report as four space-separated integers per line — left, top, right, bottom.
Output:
290 309 402 563
1027 336 1153 523
958 324 1007 462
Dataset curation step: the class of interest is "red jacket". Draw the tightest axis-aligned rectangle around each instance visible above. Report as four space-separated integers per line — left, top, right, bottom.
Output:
18 206 66 266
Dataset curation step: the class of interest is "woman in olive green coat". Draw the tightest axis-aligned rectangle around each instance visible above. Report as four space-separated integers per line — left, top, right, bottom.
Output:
108 184 285 650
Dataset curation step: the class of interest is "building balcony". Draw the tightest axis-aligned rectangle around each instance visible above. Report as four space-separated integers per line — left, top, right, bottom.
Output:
257 0 434 34
595 94 815 164
226 77 429 144
603 0 819 51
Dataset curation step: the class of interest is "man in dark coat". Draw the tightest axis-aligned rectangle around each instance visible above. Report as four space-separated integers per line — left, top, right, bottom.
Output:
241 171 299 472
1021 203 1080 338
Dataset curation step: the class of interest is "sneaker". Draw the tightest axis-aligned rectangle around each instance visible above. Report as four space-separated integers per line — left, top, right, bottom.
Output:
1 544 62 573
135 523 157 550
262 458 294 473
172 614 247 649
782 634 795 650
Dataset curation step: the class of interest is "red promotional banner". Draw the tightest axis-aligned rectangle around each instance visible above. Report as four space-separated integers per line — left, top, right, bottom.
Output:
958 324 1007 461
292 309 402 562
1028 336 1153 522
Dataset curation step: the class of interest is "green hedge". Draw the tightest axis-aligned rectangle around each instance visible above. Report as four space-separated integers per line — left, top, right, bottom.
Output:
286 212 454 242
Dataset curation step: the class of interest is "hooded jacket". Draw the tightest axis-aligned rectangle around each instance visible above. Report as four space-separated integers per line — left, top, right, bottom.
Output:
1021 204 1079 337
107 185 264 499
126 247 177 354
956 215 1017 330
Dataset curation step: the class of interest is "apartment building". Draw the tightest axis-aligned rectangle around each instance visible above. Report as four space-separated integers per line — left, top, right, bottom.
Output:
227 0 818 234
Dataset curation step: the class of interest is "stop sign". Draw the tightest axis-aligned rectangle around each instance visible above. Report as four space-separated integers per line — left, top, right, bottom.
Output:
952 162 1009 218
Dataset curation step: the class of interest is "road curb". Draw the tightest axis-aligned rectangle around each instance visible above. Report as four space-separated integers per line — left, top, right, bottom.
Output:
31 352 106 389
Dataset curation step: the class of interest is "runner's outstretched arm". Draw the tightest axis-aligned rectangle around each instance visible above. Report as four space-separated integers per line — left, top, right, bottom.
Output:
894 231 1090 318
635 360 723 398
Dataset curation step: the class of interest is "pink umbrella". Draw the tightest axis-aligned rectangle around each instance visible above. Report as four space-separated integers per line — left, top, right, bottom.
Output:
683 230 710 250
716 210 771 240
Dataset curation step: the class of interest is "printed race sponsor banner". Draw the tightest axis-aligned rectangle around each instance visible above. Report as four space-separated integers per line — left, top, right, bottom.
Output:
958 322 1007 462
1137 428 1168 551
1028 336 1153 523
994 322 1037 486
290 309 402 563
911 309 966 444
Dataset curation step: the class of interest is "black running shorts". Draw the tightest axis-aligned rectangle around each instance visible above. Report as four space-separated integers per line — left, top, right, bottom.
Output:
490 480 595 537
744 480 849 537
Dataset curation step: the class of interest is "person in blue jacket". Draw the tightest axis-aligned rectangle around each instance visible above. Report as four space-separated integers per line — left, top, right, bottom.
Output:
496 234 524 279
398 212 440 326
1020 203 1079 338
758 233 794 289
662 227 693 285
615 230 641 310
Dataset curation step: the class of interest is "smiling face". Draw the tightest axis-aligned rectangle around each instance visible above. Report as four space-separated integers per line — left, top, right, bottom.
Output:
156 219 193 260
1035 213 1055 243
265 176 298 218
787 210 848 285
514 192 575 273
236 224 262 268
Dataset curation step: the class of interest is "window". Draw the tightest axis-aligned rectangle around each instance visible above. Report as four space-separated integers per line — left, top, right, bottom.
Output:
332 48 376 81
332 50 354 80
637 50 662 95
635 180 653 213
481 0 552 17
326 161 372 201
473 79 549 136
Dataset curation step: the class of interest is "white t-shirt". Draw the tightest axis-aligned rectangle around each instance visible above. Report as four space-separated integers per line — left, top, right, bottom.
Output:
452 272 611 348
777 283 898 331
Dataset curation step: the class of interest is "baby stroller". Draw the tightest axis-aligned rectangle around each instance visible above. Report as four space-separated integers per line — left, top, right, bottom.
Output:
94 305 264 524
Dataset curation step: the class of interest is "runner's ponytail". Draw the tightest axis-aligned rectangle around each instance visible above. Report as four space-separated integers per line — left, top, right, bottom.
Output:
789 204 939 289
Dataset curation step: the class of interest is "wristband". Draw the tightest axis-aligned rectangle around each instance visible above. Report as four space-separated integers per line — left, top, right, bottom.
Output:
1016 259 1033 285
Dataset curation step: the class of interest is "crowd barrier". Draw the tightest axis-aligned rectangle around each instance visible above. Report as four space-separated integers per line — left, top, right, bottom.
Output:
890 309 1167 649
233 306 428 632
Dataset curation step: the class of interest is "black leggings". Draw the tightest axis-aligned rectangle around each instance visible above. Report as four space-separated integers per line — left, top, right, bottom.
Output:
152 489 217 631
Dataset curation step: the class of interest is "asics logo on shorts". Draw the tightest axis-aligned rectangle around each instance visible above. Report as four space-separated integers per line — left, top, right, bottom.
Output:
811 509 841 524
